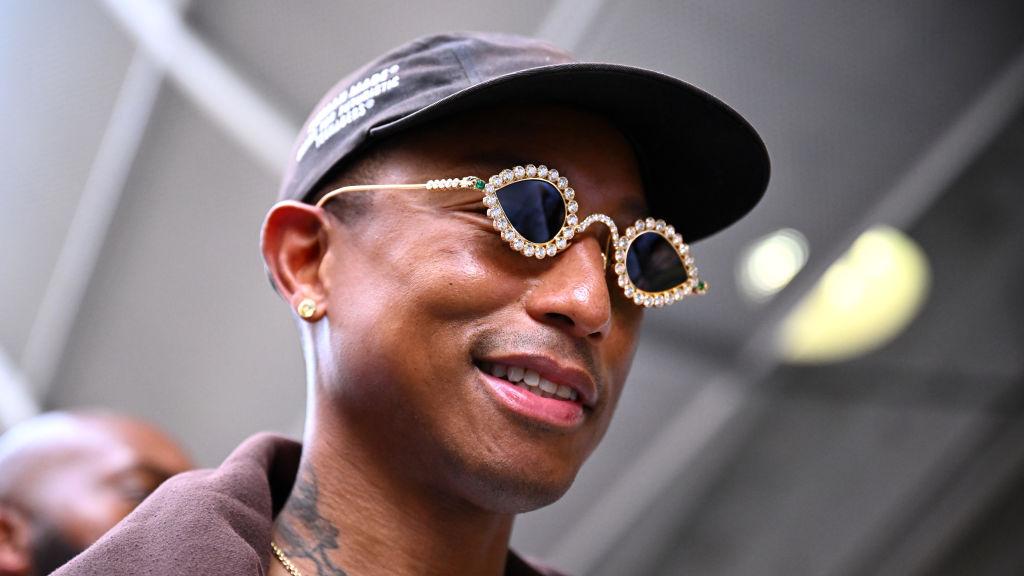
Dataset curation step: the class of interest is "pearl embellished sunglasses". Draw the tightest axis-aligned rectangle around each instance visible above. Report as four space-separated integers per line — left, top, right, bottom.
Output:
316 163 707 308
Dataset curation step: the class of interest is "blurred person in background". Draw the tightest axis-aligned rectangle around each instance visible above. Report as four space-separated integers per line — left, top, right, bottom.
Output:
0 411 191 575
55 32 769 575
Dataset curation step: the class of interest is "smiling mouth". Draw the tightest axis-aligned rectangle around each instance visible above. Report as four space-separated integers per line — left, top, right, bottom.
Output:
477 361 580 402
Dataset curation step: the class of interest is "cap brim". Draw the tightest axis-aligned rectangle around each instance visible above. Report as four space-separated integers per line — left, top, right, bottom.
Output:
369 62 770 243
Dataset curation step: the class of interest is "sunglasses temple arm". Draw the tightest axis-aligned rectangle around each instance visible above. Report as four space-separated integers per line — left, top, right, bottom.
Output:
314 183 428 207
315 176 484 208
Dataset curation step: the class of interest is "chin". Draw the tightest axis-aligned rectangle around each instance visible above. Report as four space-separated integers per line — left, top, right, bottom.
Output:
451 455 581 514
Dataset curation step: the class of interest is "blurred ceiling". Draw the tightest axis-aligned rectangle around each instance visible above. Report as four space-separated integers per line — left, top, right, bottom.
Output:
2 1 1023 574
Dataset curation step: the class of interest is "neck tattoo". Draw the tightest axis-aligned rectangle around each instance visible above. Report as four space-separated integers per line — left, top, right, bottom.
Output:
274 468 349 575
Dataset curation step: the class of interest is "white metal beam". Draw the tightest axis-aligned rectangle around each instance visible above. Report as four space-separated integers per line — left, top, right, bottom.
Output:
22 0 298 405
98 0 296 176
21 50 166 400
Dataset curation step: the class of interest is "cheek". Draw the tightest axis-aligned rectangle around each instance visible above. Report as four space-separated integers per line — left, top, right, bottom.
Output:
357 225 514 320
322 223 512 391
409 244 503 316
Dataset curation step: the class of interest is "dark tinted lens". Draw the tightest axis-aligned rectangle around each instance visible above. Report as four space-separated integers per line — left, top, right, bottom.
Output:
495 179 565 243
626 232 687 292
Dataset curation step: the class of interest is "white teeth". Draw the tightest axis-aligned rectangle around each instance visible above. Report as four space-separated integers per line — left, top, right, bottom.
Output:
507 365 525 383
523 369 540 387
485 362 580 402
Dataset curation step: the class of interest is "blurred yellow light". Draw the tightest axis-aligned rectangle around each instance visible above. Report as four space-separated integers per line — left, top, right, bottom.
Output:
777 226 930 363
738 228 809 302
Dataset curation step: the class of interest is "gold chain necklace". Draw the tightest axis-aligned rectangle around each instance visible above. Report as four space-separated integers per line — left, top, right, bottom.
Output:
271 542 304 576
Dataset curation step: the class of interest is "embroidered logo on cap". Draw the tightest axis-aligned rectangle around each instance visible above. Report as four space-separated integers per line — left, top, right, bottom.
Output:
296 64 401 162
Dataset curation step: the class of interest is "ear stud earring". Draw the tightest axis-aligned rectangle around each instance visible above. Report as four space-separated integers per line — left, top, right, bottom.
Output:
296 298 317 319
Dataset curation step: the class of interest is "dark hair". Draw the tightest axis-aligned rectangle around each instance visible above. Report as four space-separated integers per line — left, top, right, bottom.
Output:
308 144 392 225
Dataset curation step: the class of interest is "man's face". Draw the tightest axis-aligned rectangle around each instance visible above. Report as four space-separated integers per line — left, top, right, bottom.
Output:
21 418 192 572
317 105 647 512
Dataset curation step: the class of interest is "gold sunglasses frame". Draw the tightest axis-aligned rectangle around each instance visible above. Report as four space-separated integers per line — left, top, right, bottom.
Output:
315 163 707 308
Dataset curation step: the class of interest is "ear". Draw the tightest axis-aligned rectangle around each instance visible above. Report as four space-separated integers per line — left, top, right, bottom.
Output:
0 504 31 576
260 201 333 319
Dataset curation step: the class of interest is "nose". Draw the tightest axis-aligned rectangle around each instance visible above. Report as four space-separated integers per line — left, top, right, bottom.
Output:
524 235 613 340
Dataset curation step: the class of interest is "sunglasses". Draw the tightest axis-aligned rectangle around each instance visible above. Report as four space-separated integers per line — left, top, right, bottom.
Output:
316 163 707 308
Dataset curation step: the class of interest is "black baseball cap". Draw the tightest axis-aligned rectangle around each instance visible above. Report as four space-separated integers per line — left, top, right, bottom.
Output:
278 31 769 243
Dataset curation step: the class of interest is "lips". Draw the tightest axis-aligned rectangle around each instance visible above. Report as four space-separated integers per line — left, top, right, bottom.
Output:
474 355 597 429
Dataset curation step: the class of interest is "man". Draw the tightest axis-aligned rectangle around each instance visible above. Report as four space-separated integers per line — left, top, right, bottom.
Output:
55 32 769 575
0 411 192 575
